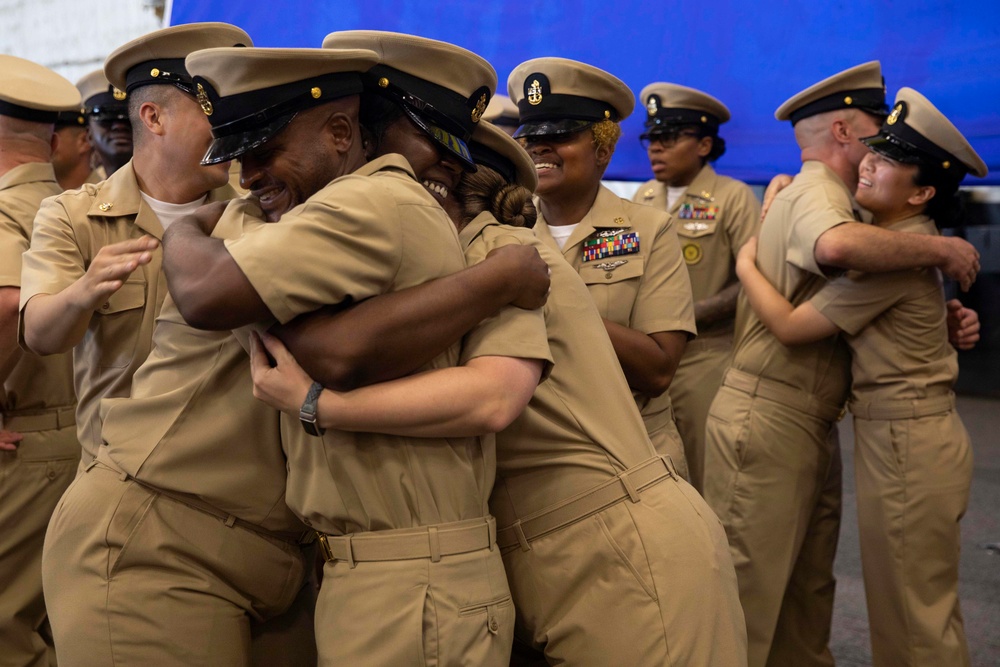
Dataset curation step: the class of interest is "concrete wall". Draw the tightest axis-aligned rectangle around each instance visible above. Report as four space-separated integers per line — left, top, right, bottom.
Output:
0 0 164 84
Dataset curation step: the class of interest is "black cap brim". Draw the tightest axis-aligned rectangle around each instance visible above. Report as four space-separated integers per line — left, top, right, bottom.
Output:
401 105 475 172
860 132 923 165
513 118 592 139
201 112 297 165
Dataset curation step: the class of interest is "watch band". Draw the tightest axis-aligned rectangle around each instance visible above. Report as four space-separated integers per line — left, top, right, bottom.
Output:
299 380 325 437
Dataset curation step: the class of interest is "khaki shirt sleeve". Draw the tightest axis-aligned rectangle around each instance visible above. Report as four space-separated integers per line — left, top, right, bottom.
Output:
459 227 552 376
630 210 696 336
19 196 87 307
0 210 27 288
724 181 762 260
810 270 912 335
224 178 404 325
785 183 854 277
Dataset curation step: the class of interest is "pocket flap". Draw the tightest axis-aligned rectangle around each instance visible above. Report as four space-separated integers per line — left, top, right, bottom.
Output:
95 281 146 315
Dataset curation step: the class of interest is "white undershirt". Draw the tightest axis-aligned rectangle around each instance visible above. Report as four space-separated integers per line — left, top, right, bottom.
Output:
139 192 209 230
547 223 578 250
666 186 688 210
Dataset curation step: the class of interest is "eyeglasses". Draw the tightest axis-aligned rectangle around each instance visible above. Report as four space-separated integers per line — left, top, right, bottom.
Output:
639 130 701 150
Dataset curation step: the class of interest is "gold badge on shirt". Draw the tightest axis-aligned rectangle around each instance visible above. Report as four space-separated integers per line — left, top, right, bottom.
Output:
682 242 702 265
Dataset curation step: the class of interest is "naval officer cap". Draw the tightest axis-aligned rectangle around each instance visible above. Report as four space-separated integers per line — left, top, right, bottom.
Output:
508 57 634 138
0 55 81 124
104 22 252 98
862 87 987 179
470 120 538 192
639 82 730 134
185 47 380 164
775 61 887 125
482 94 519 129
76 69 127 123
322 30 497 171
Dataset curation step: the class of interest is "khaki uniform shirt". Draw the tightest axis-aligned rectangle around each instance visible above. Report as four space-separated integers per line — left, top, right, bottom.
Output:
19 161 235 464
730 160 852 407
461 215 659 518
534 185 695 444
633 164 760 337
99 210 303 534
0 162 75 417
224 155 494 536
811 214 954 403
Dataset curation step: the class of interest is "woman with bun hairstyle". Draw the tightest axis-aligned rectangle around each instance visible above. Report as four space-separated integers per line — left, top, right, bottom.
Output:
251 119 747 665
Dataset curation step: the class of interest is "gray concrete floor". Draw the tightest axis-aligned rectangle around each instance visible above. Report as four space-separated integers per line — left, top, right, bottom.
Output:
830 395 1000 666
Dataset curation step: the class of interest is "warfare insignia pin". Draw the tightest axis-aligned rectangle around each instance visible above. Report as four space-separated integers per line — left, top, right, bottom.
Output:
683 221 709 232
196 84 213 116
527 79 543 106
593 260 629 272
683 243 702 264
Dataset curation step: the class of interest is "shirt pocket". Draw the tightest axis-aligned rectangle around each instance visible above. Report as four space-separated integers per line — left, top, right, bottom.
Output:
580 256 645 326
90 280 147 369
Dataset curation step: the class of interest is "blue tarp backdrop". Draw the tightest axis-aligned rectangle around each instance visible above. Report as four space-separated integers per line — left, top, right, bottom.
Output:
169 1 1000 185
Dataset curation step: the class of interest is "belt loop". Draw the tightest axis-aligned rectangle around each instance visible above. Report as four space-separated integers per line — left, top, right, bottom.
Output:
513 520 531 552
487 517 497 551
662 455 677 480
428 526 442 563
345 535 356 569
620 470 641 503
224 515 237 528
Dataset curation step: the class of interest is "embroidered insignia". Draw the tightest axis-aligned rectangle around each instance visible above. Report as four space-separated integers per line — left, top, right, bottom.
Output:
593 260 628 272
683 242 702 265
471 91 488 123
583 230 639 262
196 84 213 116
527 79 543 106
678 204 718 220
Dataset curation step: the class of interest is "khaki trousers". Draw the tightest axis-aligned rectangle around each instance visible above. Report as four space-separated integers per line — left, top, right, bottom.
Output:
0 421 78 667
645 403 690 482
502 475 747 666
42 458 315 667
704 385 841 667
315 539 513 665
853 406 972 667
668 335 732 492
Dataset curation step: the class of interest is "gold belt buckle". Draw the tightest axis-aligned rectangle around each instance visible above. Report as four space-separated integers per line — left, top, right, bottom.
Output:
317 532 333 562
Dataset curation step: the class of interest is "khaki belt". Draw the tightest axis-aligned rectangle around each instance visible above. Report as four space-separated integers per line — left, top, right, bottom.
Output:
850 392 955 421
723 368 844 422
496 456 675 552
3 406 76 432
91 451 313 546
317 516 496 567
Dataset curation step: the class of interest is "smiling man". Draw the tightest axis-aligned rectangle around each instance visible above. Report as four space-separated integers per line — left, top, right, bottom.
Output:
160 34 556 664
